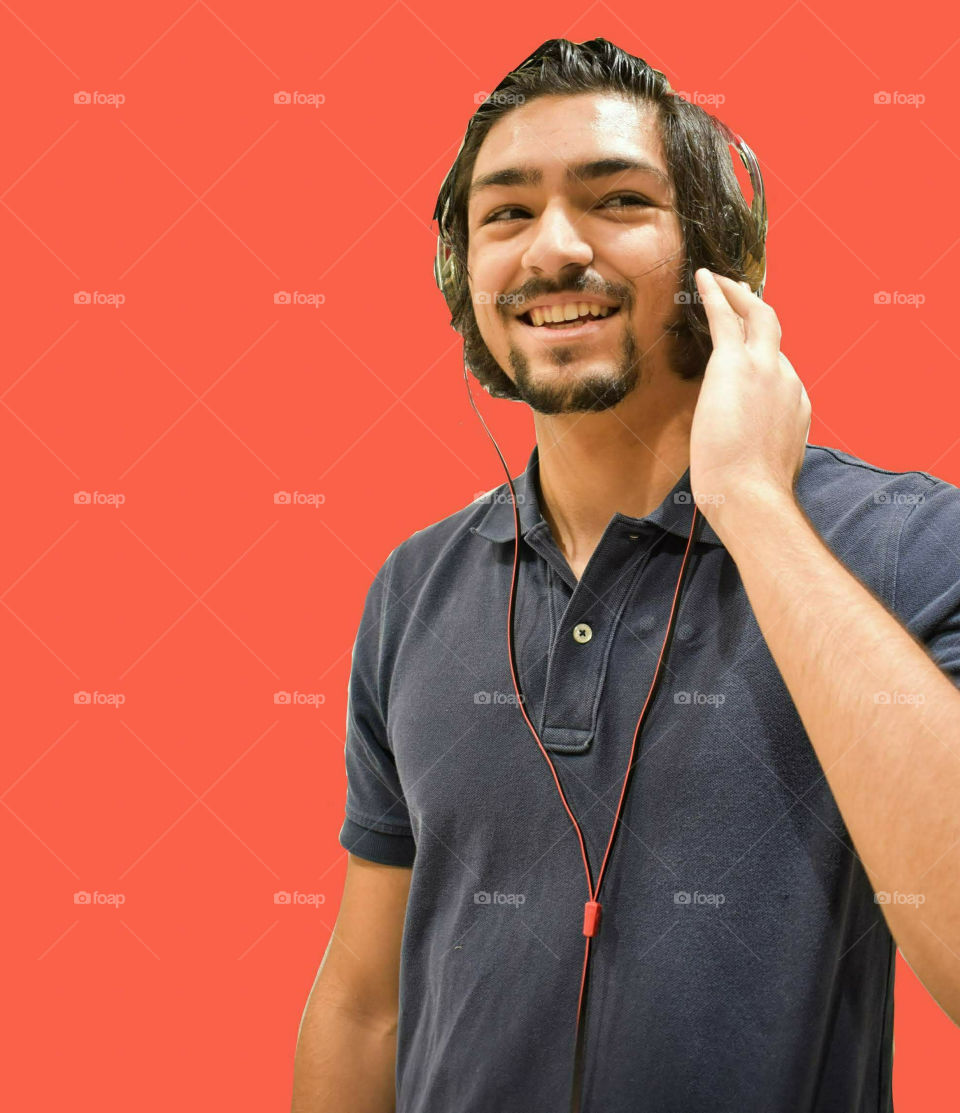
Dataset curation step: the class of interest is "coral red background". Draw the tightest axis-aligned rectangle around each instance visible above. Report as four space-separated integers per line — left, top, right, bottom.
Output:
2 2 958 1109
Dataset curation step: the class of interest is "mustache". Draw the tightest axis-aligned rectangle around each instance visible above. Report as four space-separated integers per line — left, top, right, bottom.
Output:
497 249 685 315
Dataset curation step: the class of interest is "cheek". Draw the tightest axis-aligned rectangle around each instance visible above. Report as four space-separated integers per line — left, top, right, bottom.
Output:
608 227 682 282
481 308 511 352
467 297 505 350
468 272 509 342
611 233 683 311
470 240 518 296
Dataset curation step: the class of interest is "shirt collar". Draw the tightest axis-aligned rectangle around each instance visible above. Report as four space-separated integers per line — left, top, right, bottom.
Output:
471 443 724 547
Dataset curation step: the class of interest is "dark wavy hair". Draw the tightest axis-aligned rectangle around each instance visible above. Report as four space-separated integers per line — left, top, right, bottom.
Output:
432 37 767 399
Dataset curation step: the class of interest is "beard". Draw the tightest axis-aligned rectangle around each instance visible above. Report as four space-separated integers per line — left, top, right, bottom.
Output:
506 323 644 414
458 286 703 407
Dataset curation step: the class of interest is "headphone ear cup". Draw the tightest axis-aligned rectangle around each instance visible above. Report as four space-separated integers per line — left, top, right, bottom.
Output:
434 237 460 314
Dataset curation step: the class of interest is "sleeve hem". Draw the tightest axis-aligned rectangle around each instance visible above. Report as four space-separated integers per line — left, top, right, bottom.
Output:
339 816 416 867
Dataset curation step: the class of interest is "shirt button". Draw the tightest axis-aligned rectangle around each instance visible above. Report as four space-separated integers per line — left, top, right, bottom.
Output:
573 623 593 644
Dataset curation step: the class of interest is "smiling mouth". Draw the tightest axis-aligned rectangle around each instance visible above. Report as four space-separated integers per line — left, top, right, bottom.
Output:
517 306 621 330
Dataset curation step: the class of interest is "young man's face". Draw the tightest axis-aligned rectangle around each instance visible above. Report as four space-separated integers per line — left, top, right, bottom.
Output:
466 92 686 414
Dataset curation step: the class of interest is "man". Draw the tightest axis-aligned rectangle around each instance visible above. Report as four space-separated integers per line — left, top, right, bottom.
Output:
292 37 960 1113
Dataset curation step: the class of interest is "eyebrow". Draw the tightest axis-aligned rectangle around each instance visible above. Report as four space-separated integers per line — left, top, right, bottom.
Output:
468 157 671 203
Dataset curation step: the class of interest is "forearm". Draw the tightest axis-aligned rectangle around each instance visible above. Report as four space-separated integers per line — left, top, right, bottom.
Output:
292 992 398 1113
716 487 960 1022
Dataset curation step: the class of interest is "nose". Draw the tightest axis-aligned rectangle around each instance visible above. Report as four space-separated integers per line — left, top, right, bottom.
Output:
520 201 593 274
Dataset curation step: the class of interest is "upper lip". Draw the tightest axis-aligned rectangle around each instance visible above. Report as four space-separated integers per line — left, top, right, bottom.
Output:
513 295 620 318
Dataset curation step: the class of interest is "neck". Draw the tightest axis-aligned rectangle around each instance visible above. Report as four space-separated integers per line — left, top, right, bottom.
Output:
532 376 700 570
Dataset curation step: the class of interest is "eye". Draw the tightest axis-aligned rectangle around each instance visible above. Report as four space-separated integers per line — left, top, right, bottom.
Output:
603 193 652 209
483 193 653 224
483 206 529 224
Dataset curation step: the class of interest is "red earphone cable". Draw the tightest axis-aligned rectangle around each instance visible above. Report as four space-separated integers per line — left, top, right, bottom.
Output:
463 365 700 1111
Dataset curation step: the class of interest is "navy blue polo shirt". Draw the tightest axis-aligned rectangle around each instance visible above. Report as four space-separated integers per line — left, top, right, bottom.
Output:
339 440 960 1113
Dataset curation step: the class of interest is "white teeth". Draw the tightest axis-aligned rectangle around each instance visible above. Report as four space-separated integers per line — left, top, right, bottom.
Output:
527 303 613 326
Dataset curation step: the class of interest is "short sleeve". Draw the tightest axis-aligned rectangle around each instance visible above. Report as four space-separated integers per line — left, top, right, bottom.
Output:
892 476 960 683
338 547 417 867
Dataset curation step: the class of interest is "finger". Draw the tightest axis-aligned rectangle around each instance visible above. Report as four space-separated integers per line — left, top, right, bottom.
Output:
712 272 782 352
695 268 744 349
